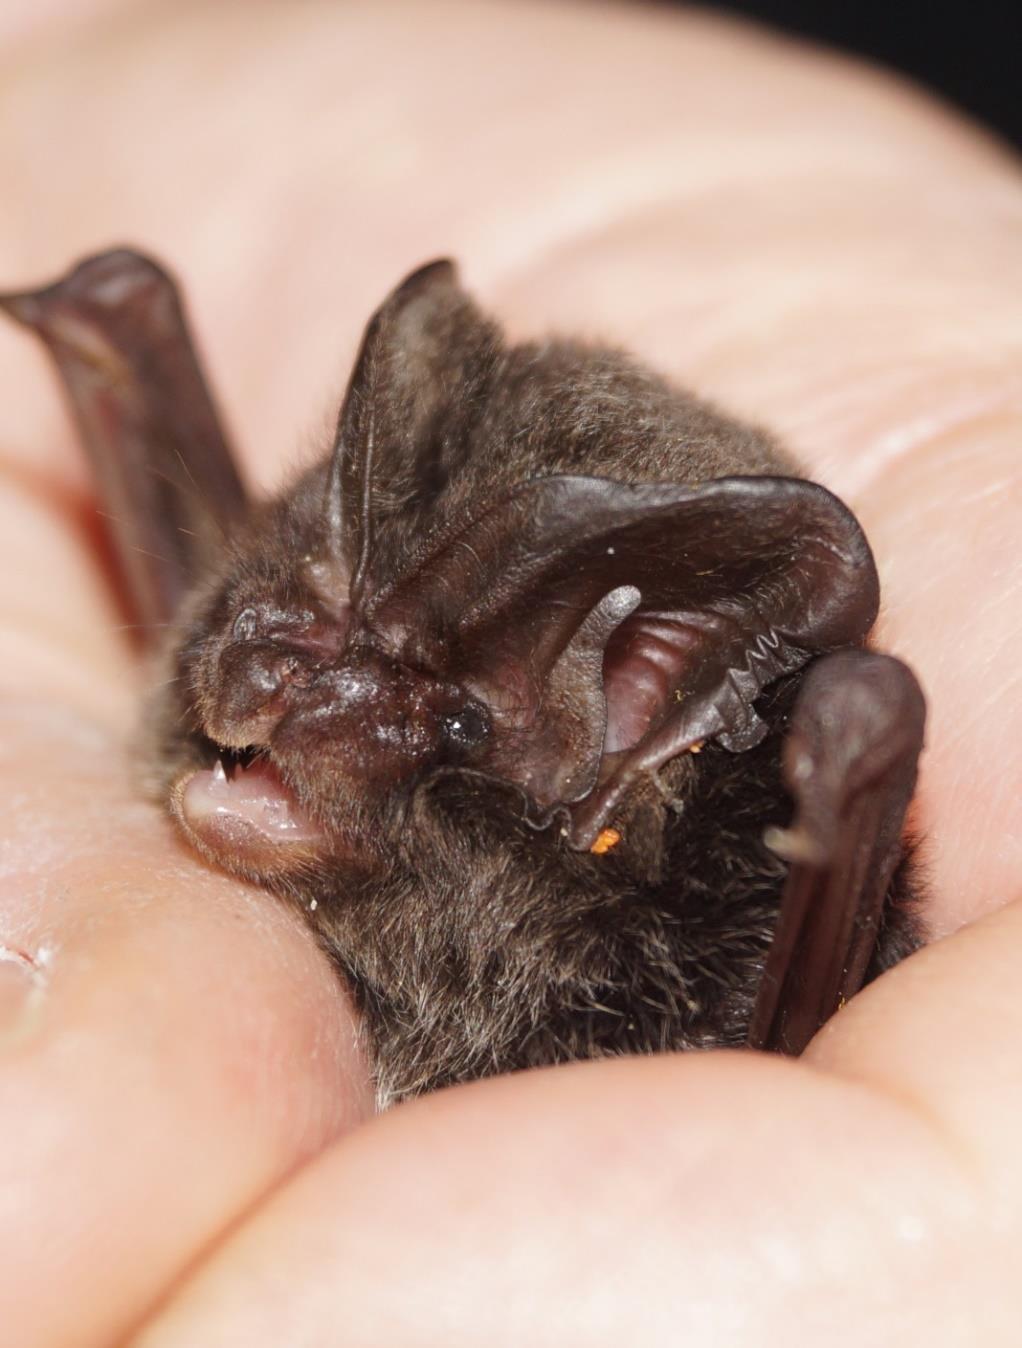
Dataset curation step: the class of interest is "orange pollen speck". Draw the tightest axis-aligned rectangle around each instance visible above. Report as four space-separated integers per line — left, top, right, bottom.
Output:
590 827 622 855
689 740 705 754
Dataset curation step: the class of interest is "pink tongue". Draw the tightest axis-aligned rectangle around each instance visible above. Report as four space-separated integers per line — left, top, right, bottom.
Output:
182 758 322 844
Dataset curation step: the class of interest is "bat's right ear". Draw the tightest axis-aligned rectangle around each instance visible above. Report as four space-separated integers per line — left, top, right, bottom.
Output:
325 259 502 605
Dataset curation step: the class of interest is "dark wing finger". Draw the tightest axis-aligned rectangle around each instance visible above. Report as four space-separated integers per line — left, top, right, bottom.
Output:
1 248 246 640
748 650 926 1054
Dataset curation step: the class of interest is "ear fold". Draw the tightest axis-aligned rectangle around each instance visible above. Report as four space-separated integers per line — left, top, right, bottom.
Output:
369 473 880 845
326 259 503 605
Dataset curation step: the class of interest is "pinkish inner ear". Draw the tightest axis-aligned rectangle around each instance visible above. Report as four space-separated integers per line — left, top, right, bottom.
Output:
601 616 705 754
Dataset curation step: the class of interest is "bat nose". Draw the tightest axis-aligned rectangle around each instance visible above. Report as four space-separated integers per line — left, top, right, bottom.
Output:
269 652 475 789
203 601 352 748
211 640 313 746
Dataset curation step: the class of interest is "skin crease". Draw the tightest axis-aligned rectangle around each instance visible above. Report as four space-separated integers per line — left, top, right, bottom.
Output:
0 0 1019 1343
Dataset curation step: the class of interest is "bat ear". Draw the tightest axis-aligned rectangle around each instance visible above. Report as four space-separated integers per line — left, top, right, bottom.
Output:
326 259 502 605
370 474 880 846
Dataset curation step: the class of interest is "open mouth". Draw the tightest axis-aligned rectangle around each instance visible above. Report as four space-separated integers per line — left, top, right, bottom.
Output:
177 743 324 854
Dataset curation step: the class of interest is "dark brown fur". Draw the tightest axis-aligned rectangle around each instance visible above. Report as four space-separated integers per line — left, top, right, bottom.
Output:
142 270 918 1105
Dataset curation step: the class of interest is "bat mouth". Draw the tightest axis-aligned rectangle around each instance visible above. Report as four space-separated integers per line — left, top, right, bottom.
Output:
173 744 326 873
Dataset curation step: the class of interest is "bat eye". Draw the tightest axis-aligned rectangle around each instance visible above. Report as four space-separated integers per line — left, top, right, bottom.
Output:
439 702 490 754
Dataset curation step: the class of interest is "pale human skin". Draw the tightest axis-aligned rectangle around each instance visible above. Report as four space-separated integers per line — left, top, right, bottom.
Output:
0 1 1020 1343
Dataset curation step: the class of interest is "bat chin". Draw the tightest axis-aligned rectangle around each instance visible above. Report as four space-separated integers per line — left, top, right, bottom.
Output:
171 755 326 878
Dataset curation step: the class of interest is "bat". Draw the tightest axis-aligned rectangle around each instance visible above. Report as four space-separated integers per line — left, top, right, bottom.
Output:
0 249 925 1107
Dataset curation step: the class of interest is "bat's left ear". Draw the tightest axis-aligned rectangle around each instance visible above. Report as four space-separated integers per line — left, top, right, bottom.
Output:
370 473 880 846
326 259 502 604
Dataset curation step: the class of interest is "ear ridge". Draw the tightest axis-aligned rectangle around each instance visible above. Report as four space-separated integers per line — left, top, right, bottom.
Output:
325 258 503 607
497 585 643 810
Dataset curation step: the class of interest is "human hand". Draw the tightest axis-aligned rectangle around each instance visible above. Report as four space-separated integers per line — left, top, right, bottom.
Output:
0 2 1019 1343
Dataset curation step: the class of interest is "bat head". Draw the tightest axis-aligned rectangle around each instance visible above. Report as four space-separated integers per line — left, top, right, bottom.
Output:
160 260 881 895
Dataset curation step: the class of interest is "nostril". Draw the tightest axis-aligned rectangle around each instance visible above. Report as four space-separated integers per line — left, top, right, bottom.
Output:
209 603 349 747
249 649 315 695
212 640 318 747
247 647 294 697
282 654 314 688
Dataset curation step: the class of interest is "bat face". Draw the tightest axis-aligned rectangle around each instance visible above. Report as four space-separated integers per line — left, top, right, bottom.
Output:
158 471 497 883
0 250 926 1105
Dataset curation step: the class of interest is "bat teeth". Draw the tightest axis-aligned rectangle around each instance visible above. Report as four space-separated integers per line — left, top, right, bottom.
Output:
208 745 263 782
178 758 324 849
